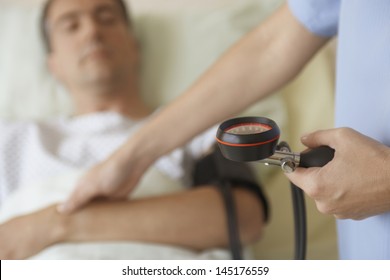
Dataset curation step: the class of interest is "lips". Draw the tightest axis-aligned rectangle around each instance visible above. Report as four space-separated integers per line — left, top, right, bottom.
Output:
80 42 111 62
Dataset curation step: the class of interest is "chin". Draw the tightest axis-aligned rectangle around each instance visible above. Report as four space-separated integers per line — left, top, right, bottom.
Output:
85 66 116 82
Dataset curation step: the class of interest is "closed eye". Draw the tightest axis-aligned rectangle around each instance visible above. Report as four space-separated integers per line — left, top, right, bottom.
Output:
95 6 122 26
54 13 80 34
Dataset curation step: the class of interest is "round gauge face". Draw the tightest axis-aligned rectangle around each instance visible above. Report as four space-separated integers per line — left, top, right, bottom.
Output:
224 123 272 135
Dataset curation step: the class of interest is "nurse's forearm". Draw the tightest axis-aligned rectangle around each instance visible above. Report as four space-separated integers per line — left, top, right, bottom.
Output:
58 186 264 250
122 4 329 163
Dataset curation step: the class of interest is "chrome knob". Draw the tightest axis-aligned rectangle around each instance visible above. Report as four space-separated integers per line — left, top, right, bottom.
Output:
281 158 297 173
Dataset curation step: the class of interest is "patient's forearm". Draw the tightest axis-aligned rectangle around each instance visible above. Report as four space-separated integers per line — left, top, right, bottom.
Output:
59 186 264 250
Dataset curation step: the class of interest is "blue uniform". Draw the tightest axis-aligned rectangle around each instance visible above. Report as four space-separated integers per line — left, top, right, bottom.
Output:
288 0 390 259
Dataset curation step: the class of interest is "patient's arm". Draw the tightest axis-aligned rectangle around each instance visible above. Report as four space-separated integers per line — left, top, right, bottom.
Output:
0 204 63 260
0 185 264 259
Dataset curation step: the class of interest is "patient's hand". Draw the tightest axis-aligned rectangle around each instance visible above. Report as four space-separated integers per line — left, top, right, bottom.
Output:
0 205 65 259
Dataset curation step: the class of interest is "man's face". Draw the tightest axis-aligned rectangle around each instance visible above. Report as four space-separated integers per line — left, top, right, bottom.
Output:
47 0 137 89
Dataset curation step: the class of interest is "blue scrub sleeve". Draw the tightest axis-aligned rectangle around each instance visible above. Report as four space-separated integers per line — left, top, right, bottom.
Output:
288 0 341 37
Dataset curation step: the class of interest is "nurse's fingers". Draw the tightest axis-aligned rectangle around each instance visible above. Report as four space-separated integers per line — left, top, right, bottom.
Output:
57 180 96 214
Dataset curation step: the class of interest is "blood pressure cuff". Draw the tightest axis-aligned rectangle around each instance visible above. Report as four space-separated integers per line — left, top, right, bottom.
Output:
192 145 269 222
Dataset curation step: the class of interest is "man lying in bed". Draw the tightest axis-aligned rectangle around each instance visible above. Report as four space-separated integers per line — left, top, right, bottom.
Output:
0 0 267 260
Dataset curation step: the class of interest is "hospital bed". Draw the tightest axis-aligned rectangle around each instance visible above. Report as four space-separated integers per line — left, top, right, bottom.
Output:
0 0 337 259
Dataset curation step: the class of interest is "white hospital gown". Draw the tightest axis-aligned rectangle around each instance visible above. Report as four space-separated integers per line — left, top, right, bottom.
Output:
0 111 217 205
0 111 231 259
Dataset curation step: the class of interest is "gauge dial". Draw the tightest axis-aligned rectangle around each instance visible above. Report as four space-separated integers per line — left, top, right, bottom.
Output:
225 123 271 135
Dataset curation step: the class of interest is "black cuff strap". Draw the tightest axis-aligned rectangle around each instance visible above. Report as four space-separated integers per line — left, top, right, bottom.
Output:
192 145 269 222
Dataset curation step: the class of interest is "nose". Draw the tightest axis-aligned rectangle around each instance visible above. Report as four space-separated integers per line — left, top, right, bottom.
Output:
82 17 102 41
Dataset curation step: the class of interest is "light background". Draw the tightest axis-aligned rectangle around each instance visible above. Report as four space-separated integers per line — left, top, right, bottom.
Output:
0 0 337 259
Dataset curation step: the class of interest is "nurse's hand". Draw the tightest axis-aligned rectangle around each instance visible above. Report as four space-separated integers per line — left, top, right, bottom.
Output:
58 143 155 214
286 127 390 220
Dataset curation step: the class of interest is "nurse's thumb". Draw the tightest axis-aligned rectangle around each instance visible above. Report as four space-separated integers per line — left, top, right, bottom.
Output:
300 129 333 149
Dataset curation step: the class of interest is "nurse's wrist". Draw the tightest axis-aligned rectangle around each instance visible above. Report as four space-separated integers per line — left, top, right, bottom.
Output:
383 146 390 191
119 129 162 168
372 144 390 215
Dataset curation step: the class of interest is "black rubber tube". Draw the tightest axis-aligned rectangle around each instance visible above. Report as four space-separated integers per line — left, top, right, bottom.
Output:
278 142 307 260
290 183 307 260
220 180 243 260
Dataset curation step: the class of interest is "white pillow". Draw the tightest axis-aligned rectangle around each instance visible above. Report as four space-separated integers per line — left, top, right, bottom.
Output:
0 0 71 119
0 0 285 124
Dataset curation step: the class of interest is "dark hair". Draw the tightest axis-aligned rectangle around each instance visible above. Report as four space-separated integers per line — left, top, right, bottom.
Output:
40 0 131 53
